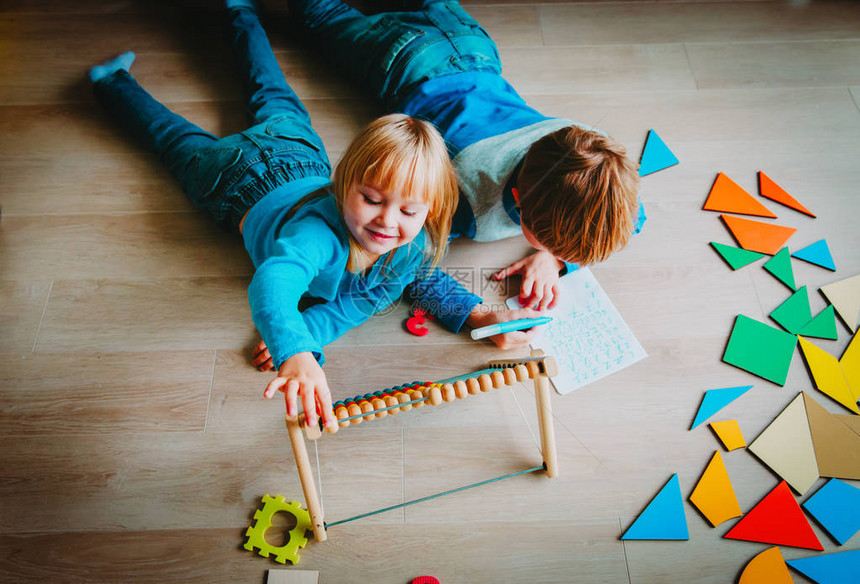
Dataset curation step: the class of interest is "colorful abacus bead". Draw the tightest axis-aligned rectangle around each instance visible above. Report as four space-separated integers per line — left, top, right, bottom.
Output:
334 402 350 428
359 398 375 421
502 367 517 385
453 380 468 399
514 364 529 382
466 377 481 395
424 384 443 406
384 393 400 413
441 383 456 402
490 370 506 388
478 373 493 392
346 401 362 424
396 391 412 411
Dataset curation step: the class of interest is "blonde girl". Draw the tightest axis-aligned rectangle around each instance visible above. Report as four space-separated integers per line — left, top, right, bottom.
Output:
90 2 456 429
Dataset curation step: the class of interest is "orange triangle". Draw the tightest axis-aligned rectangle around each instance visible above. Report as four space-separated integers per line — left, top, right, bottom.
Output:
721 215 797 255
704 172 777 218
759 171 816 217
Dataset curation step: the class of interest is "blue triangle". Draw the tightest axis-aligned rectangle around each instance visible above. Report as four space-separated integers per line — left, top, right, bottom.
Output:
802 479 860 545
792 239 836 271
621 474 689 540
787 549 860 584
639 129 679 176
691 385 753 429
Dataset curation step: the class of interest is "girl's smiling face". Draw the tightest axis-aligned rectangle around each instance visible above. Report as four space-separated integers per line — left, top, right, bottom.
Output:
342 182 430 262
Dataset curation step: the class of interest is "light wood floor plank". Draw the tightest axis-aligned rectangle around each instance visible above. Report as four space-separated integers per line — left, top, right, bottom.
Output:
35 277 255 353
687 39 860 89
540 0 860 46
501 44 697 94
0 351 214 436
0 280 51 353
2 214 251 281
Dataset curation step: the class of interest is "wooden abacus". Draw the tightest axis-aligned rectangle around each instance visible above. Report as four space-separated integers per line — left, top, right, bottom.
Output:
285 351 559 542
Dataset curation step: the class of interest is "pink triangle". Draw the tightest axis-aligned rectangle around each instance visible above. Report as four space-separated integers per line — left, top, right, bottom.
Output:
724 481 823 550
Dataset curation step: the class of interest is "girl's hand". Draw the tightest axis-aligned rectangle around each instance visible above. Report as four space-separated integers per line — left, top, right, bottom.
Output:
493 250 563 311
263 351 338 430
252 339 274 371
466 306 544 350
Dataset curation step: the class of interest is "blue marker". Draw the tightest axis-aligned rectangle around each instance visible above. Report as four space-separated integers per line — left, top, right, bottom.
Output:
470 316 553 340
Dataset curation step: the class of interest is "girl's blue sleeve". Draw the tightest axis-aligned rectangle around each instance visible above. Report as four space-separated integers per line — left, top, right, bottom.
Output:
405 267 482 333
248 222 343 368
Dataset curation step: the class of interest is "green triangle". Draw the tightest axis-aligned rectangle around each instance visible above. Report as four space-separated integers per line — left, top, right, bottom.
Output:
799 305 838 340
770 286 813 334
763 247 796 290
710 242 765 270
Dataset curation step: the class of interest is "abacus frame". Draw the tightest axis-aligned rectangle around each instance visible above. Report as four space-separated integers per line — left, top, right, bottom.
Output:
285 351 560 542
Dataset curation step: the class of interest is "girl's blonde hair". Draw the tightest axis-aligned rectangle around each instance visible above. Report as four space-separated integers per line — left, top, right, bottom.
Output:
333 114 458 273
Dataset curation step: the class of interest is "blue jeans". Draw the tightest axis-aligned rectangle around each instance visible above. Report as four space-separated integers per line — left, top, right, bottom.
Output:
290 0 502 110
93 7 331 232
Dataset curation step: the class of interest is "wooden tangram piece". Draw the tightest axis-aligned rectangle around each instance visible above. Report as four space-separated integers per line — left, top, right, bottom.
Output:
836 412 860 436
724 480 823 550
721 214 797 255
820 273 860 333
709 420 746 451
689 451 742 527
748 393 819 495
792 239 836 271
739 547 795 584
691 385 753 429
267 570 320 584
770 286 812 334
803 392 860 481
787 550 860 584
797 337 859 414
621 474 689 540
763 247 797 290
802 478 860 545
723 315 797 386
704 172 776 217
799 306 838 341
710 241 765 270
638 129 679 176
759 171 815 217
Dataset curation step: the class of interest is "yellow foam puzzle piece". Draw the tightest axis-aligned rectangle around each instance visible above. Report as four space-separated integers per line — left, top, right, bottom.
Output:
709 420 746 451
798 337 859 414
689 450 743 527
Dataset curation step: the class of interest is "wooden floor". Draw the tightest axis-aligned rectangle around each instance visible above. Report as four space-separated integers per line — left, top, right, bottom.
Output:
2 0 859 582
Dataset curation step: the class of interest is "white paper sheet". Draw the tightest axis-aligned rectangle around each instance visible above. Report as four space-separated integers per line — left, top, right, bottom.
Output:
507 268 647 394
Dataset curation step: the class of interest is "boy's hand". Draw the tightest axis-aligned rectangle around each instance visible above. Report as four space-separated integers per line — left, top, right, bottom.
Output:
252 339 274 371
466 306 544 350
493 250 563 311
263 351 338 430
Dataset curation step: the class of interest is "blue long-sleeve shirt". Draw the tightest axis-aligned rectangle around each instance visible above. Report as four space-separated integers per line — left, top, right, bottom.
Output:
242 177 431 367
